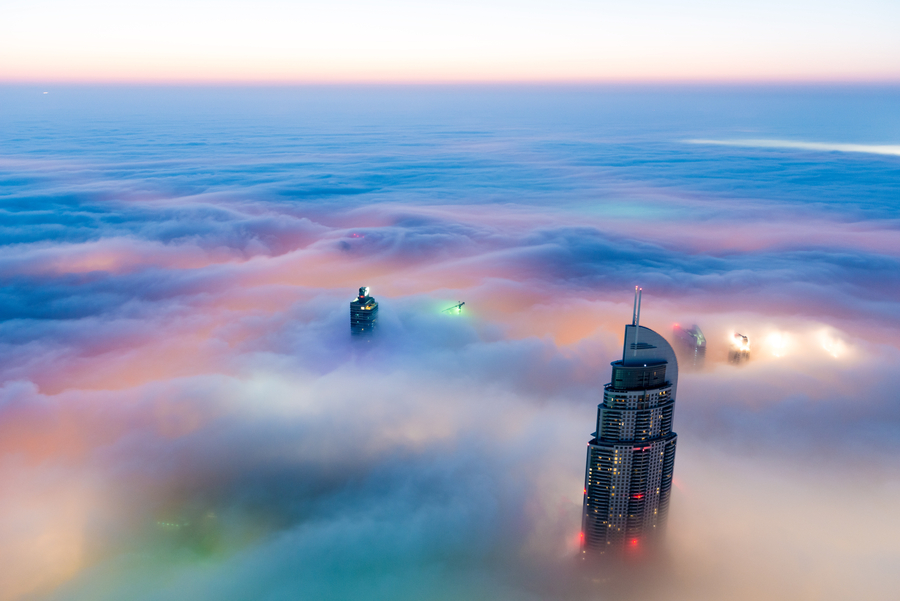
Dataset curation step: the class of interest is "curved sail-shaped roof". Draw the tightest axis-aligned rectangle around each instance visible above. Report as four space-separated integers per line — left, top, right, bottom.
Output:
621 324 679 397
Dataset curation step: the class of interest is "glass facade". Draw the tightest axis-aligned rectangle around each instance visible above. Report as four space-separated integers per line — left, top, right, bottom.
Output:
673 324 706 369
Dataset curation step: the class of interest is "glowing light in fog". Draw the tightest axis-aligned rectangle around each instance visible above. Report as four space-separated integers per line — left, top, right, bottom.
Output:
729 332 750 352
819 329 847 359
767 332 789 357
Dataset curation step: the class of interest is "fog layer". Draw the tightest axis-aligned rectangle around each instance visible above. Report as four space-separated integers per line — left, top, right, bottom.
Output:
1 85 898 601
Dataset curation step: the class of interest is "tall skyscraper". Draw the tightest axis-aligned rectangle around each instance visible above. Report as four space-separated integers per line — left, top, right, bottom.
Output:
582 287 678 556
350 286 378 335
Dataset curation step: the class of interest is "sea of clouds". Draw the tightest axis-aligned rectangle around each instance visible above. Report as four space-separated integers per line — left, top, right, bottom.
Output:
1 85 899 600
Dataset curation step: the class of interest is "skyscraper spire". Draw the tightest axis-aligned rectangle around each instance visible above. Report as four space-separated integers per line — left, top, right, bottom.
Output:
631 286 641 326
630 286 643 357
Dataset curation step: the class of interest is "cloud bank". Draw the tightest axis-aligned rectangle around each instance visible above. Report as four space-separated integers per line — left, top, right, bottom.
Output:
1 86 899 601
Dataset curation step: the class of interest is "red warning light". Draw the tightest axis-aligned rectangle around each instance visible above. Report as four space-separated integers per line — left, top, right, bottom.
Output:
629 538 639 547
632 493 644 499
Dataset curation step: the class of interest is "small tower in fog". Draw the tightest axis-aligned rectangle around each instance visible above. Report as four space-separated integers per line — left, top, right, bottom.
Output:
673 324 706 369
350 287 378 335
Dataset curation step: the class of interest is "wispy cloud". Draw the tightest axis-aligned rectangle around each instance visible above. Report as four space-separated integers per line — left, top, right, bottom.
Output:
686 138 900 157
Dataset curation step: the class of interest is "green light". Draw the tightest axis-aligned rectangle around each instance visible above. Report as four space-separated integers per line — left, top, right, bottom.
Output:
441 301 465 314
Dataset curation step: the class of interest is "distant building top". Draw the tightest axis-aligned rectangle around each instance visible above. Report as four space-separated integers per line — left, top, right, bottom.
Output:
673 324 706 369
350 286 378 335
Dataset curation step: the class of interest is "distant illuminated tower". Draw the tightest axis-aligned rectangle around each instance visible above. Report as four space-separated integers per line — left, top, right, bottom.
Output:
673 324 706 369
350 286 378 335
581 287 678 556
728 333 750 364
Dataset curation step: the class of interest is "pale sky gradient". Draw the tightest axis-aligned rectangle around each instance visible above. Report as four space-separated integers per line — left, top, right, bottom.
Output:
2 0 900 83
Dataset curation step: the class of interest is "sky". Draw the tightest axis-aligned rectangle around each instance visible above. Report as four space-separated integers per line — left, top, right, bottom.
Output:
2 0 900 82
1 85 899 600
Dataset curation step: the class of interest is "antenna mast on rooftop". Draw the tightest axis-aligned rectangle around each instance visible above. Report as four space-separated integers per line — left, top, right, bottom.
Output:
632 286 643 327
631 286 643 357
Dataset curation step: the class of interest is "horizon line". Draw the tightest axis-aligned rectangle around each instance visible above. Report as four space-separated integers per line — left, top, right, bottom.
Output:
4 76 900 87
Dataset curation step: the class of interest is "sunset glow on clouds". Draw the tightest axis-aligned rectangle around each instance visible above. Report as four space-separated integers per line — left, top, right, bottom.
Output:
1 86 899 600
2 0 900 82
